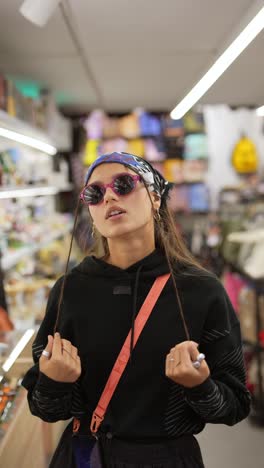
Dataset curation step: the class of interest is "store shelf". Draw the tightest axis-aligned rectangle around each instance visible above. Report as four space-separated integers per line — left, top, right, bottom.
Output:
1 222 73 271
0 110 57 155
174 180 206 186
101 135 163 141
0 329 66 467
0 184 73 199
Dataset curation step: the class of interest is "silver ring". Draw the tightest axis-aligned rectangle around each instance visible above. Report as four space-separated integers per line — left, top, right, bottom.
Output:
193 361 201 369
42 350 51 358
196 353 205 361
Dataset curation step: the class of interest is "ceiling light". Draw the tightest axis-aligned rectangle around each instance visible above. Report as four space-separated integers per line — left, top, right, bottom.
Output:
256 105 264 116
0 127 57 155
2 329 35 373
171 5 264 119
20 0 63 27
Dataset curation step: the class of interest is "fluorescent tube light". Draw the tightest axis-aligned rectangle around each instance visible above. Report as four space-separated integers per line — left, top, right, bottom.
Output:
2 329 35 373
171 6 264 119
0 186 59 199
256 105 264 116
0 127 57 155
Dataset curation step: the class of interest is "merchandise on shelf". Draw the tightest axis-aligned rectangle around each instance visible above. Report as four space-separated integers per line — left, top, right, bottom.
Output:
82 109 210 211
184 133 208 160
0 90 75 334
119 113 140 139
0 326 65 465
138 111 161 137
182 159 208 182
183 110 205 134
231 135 259 175
161 115 184 138
239 286 264 344
0 73 46 129
0 375 21 440
2 228 82 331
218 178 264 425
0 146 53 187
188 183 210 213
219 192 264 279
223 270 248 313
1 204 75 330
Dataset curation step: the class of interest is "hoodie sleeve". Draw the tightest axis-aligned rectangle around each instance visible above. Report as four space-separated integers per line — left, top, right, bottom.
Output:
184 279 251 426
21 277 85 422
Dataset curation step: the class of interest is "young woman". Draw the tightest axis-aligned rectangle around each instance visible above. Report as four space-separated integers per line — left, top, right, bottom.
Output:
22 152 251 468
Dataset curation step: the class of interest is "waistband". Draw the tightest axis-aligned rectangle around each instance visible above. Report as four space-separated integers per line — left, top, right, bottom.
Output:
102 434 202 463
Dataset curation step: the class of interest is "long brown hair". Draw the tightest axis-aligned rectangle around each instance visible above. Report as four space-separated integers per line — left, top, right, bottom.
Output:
54 176 208 338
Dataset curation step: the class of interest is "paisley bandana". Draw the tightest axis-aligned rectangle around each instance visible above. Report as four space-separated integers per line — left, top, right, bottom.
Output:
85 152 171 201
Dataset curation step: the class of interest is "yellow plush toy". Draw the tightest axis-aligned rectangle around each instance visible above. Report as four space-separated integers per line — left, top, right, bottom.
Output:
231 135 259 174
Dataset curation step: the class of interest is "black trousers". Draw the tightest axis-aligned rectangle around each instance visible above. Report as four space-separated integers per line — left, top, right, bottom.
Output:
102 434 205 468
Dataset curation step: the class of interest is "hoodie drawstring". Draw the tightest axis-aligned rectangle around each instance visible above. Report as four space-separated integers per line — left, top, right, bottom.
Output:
130 265 143 362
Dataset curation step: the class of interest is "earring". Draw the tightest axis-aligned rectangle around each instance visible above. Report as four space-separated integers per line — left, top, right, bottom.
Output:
91 223 96 238
154 210 161 222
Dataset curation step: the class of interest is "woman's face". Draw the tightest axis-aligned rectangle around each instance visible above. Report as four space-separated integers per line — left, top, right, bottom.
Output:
88 163 160 240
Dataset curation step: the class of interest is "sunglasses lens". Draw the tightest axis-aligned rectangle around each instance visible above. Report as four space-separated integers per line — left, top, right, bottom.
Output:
83 184 104 205
114 175 136 195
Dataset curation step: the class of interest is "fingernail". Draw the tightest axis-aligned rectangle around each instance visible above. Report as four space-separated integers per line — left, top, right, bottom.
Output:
55 332 60 337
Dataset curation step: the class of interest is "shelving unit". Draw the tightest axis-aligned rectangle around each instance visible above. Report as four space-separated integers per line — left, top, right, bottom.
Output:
0 107 73 294
224 260 264 425
0 329 67 467
0 109 57 155
1 222 73 271
0 87 74 464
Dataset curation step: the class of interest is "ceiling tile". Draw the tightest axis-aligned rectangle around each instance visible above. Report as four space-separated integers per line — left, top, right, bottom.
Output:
70 0 253 52
90 51 214 110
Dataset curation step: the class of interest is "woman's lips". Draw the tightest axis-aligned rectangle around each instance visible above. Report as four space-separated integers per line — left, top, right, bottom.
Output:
105 206 126 219
107 212 126 220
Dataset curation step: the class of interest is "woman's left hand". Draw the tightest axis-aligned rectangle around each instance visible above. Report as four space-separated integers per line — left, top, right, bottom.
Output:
165 341 210 388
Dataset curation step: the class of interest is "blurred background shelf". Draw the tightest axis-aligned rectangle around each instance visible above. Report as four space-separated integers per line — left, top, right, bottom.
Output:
1 222 73 271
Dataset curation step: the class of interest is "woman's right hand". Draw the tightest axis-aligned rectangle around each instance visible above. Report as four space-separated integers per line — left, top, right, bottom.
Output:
39 332 81 383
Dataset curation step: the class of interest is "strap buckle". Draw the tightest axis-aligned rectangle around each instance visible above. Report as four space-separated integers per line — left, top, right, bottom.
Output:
90 411 104 434
73 418 80 434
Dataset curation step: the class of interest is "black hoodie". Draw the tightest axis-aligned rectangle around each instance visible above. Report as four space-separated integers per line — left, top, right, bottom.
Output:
22 249 251 441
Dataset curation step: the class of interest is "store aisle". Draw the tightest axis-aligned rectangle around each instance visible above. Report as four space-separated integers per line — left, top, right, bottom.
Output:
197 418 263 467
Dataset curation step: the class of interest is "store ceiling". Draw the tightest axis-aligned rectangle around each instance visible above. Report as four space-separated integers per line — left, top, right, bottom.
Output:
0 0 263 113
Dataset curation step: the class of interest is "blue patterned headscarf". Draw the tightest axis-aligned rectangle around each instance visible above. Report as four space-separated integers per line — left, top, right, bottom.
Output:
85 152 171 201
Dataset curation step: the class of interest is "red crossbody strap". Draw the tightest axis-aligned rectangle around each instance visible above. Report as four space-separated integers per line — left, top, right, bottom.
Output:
90 273 171 434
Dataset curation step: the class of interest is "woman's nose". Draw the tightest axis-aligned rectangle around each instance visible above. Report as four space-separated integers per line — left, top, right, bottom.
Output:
103 186 119 203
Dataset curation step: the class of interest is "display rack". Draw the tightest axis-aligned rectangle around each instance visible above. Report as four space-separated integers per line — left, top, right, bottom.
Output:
0 96 73 464
0 107 73 305
1 221 73 271
225 260 264 425
0 109 57 155
0 329 66 467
